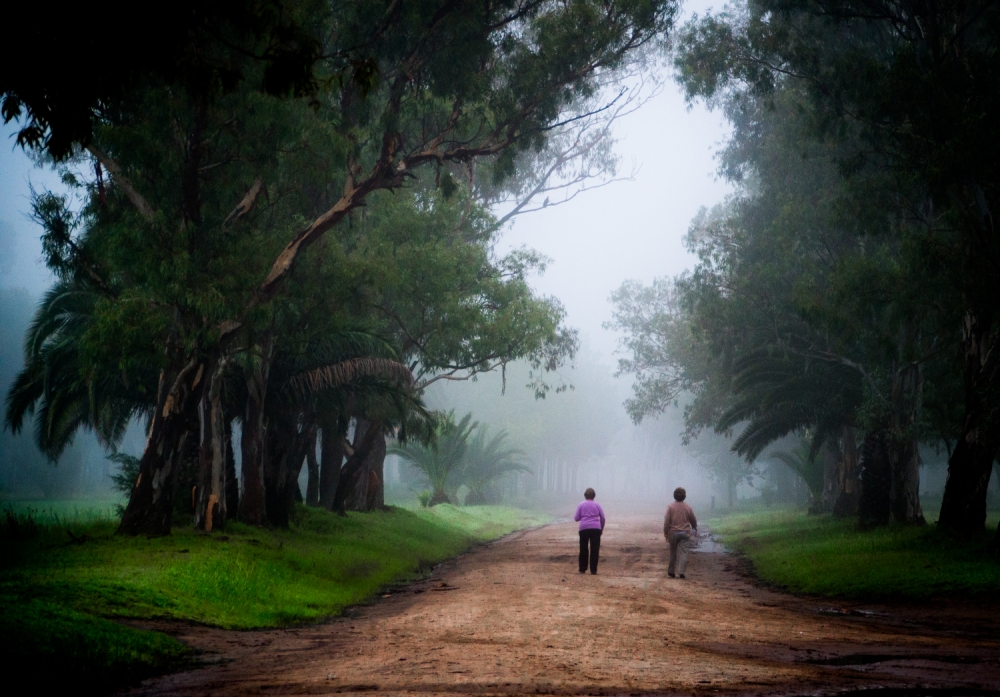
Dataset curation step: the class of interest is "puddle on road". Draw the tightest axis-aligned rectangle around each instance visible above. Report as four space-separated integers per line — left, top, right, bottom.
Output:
691 533 726 554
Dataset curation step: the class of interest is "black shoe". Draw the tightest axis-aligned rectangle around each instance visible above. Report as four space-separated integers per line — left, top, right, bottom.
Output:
579 569 586 573
679 574 686 579
590 570 597 575
668 573 675 578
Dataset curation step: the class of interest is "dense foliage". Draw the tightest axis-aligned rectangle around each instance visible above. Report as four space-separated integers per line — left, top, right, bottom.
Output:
610 0 1000 537
3 0 675 535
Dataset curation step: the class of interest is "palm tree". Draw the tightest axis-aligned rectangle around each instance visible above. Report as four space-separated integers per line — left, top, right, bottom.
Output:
717 349 859 463
391 411 476 505
459 426 530 505
770 439 824 513
5 280 156 460
242 329 419 526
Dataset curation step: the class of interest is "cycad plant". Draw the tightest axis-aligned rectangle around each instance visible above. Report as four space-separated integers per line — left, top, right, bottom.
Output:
391 411 476 506
460 426 530 505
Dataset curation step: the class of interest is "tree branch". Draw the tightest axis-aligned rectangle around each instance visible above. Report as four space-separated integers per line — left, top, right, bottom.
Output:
85 145 156 222
223 177 263 227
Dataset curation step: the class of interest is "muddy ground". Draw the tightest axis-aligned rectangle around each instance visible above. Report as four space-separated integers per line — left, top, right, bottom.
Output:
127 510 1000 697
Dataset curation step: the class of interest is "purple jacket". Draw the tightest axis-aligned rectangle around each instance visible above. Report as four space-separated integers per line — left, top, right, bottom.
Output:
574 500 605 531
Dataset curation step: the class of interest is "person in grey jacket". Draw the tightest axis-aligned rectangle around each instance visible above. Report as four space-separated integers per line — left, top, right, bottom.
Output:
663 487 697 578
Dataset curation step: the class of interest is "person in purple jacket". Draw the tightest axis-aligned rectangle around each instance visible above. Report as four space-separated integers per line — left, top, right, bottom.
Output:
574 488 606 574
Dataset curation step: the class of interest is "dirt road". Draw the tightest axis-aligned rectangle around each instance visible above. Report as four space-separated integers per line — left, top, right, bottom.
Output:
130 512 1000 697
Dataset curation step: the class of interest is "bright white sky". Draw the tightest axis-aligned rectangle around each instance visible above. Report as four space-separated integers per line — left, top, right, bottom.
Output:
498 75 731 365
0 2 730 373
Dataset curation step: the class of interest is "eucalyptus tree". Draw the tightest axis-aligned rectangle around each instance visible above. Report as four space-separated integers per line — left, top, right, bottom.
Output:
72 0 675 536
293 179 579 513
672 0 1000 533
609 86 948 524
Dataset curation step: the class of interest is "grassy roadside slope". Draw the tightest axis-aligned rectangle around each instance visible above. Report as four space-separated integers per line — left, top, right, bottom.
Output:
0 504 550 694
710 508 1000 600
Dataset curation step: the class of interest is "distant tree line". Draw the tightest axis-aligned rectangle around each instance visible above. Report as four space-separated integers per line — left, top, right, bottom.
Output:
2 0 676 534
610 0 1000 537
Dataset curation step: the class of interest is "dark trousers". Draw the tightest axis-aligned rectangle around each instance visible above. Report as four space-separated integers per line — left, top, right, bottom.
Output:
579 528 602 574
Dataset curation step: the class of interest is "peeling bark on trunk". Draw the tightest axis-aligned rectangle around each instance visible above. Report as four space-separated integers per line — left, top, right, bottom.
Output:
195 358 230 531
118 353 203 536
833 427 861 518
940 311 1000 532
858 428 892 529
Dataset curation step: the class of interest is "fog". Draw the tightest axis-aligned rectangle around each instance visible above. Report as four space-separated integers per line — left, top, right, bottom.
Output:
0 126 151 499
0 11 782 508
0 0 884 509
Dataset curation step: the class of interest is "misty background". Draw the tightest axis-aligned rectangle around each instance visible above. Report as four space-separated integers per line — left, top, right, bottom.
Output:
0 1 951 510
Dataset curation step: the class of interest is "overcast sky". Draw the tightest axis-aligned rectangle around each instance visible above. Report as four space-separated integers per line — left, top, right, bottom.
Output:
499 76 731 366
0 2 729 372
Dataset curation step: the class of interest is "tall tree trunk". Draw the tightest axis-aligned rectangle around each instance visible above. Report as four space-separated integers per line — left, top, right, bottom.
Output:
238 338 272 525
195 357 230 531
345 431 386 512
858 428 892 529
304 422 320 507
890 438 924 524
345 419 386 511
994 464 1000 548
285 428 309 511
224 418 239 518
319 414 346 511
332 419 384 515
833 427 861 517
820 442 841 514
888 361 925 525
264 414 296 528
118 352 203 536
939 310 1000 532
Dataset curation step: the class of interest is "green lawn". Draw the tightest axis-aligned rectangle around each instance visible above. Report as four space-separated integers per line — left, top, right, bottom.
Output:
0 503 550 694
709 508 1000 600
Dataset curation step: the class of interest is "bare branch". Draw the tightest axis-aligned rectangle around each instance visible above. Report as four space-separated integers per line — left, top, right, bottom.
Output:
417 360 508 388
223 177 263 227
85 145 156 222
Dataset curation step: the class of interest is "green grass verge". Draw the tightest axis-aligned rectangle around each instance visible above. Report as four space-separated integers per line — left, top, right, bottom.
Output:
0 503 549 694
709 508 1000 600
1 497 124 524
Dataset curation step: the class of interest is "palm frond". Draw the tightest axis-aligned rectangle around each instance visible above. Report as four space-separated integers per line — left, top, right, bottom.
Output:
287 357 413 397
